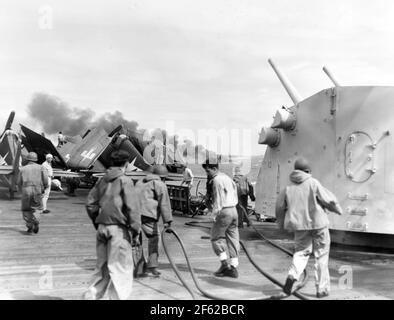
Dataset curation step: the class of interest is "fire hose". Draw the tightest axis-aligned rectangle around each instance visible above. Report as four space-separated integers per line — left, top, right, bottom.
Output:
160 207 310 300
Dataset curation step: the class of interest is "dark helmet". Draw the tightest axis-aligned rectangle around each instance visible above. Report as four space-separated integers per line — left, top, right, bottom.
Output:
110 150 130 166
151 164 169 178
26 152 38 162
294 157 311 173
202 158 219 170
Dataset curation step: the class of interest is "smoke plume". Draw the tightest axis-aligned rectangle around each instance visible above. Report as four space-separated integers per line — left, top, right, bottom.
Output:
27 93 138 136
27 93 94 135
92 111 138 134
27 92 220 164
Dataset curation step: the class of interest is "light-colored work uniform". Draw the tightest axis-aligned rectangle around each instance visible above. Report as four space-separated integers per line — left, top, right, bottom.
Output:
58 133 65 146
18 162 48 230
276 170 343 294
182 167 194 188
41 160 53 211
85 167 140 300
210 172 239 267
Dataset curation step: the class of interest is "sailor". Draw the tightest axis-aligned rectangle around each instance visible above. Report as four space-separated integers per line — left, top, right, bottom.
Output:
41 154 54 213
17 152 48 234
275 157 343 298
135 165 173 277
65 176 79 197
84 150 141 300
205 175 214 210
57 131 65 147
202 160 239 278
181 163 194 189
233 166 255 228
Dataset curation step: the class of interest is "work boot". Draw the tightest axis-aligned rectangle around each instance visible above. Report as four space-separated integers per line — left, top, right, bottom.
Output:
283 275 296 295
222 266 239 278
26 226 33 234
147 267 161 277
33 223 39 234
214 261 231 277
316 290 329 298
137 272 149 278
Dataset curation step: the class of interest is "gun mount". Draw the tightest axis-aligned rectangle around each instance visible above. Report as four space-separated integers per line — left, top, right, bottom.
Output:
255 59 394 248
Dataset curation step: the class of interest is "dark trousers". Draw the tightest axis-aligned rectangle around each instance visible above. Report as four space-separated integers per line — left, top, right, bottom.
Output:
236 195 250 227
141 216 159 268
21 186 43 229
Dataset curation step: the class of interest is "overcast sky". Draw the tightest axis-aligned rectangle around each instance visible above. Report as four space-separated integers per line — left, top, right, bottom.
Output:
2 0 394 155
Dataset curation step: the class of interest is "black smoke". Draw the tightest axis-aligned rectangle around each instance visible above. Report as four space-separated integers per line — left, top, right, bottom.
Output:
27 92 219 163
27 93 138 136
27 93 94 135
92 111 138 134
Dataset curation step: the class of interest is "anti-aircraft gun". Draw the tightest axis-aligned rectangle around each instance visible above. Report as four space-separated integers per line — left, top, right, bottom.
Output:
256 59 394 248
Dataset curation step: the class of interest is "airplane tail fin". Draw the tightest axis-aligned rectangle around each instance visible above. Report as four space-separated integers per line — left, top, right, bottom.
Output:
20 124 67 167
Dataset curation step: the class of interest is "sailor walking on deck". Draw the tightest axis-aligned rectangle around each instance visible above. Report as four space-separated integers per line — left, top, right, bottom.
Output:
135 165 173 277
203 160 240 278
17 152 48 234
233 166 255 228
275 157 343 298
85 150 141 300
41 154 53 213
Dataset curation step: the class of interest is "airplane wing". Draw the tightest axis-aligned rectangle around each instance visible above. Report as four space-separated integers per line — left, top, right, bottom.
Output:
167 174 206 181
91 171 202 182
85 159 107 173
52 169 85 178
0 165 13 175
92 170 152 179
64 135 82 144
20 124 67 167
60 127 116 170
